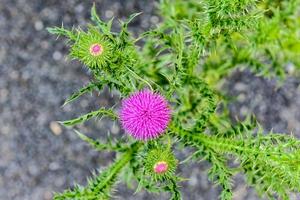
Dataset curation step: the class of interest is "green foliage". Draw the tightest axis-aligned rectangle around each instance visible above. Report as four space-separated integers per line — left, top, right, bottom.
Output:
47 25 77 41
75 130 128 152
164 178 182 200
59 108 117 126
62 81 105 106
54 142 140 200
159 0 300 83
48 1 300 200
169 118 300 199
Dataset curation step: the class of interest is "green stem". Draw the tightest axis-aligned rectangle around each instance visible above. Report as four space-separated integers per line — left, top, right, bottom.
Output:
97 148 133 190
169 123 290 161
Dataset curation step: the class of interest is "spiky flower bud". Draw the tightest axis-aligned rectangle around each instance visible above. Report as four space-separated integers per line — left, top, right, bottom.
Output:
153 161 168 174
145 147 177 181
120 90 171 141
89 43 103 56
70 28 112 70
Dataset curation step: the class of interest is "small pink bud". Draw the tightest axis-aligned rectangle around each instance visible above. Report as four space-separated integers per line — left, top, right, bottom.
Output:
89 43 103 56
153 161 168 174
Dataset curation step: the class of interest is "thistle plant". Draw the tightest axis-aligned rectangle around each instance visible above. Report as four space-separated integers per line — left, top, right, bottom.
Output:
48 1 300 199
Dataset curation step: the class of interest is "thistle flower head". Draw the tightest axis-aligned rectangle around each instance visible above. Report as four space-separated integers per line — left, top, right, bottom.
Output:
70 28 112 70
145 147 177 181
89 43 103 56
120 90 171 141
154 161 168 174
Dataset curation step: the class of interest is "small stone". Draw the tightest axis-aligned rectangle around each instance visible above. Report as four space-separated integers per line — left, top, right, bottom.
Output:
75 4 84 13
189 174 198 186
80 99 89 108
0 88 9 102
1 125 10 135
150 16 159 24
240 106 249 116
0 176 3 187
49 162 60 170
110 124 120 134
43 191 52 200
41 41 49 49
234 82 247 91
286 63 295 74
141 19 149 28
9 70 19 80
105 10 114 18
237 93 246 102
49 121 62 135
34 21 44 31
28 164 40 176
52 51 62 61
54 177 65 187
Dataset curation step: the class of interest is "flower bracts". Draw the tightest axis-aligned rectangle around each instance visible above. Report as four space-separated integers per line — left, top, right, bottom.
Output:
70 27 113 71
144 147 178 181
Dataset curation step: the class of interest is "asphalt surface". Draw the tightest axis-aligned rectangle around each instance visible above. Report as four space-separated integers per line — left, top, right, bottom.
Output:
0 0 299 199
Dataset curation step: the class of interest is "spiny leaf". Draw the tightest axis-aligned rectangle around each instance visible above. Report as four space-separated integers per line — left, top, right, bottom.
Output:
207 151 233 200
171 120 300 199
54 149 134 200
124 12 142 26
59 108 118 126
62 81 104 106
163 178 182 200
91 3 111 34
47 25 77 40
75 130 127 152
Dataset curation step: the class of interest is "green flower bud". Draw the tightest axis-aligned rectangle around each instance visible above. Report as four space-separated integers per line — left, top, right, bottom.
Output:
70 27 113 71
145 147 177 181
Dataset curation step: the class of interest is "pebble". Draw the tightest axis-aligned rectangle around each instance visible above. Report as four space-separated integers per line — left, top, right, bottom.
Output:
80 99 89 108
34 21 44 31
52 51 62 61
75 4 84 14
49 162 60 171
0 125 10 135
105 10 114 18
9 70 20 80
110 124 120 134
43 191 52 200
150 16 159 24
0 88 9 103
49 121 62 136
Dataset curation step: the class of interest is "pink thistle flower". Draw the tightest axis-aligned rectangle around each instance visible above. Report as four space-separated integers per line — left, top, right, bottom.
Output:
89 43 103 56
120 90 171 141
153 161 168 174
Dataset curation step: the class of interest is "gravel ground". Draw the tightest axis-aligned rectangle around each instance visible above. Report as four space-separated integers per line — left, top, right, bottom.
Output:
0 0 299 200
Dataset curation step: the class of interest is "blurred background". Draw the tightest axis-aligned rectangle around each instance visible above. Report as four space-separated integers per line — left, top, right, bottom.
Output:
1 0 300 199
